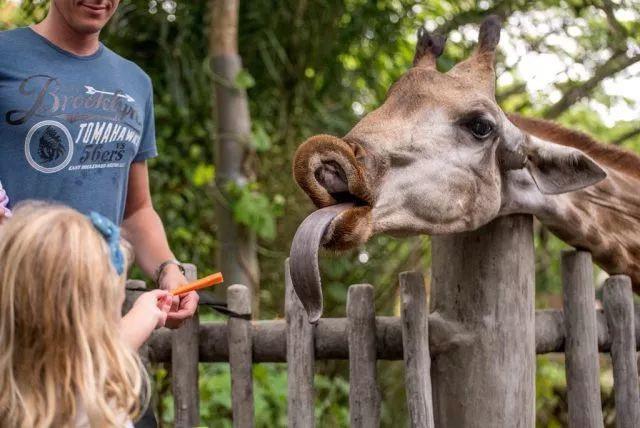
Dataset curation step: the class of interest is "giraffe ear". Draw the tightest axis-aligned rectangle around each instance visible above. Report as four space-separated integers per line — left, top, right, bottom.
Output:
524 138 607 195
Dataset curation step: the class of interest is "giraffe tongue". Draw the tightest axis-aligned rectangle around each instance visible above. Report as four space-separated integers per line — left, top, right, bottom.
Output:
289 203 354 323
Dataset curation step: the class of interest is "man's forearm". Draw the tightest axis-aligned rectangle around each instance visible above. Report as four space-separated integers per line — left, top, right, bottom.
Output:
121 206 175 278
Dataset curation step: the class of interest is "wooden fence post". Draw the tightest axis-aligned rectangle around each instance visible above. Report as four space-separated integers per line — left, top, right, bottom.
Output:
400 271 434 428
562 251 604 428
227 284 254 428
347 284 380 428
285 258 315 427
603 275 640 428
431 215 535 427
172 264 200 428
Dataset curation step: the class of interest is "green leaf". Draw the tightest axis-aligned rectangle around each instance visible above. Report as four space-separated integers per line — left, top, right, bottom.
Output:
228 183 279 240
250 123 272 152
234 69 255 89
192 163 215 187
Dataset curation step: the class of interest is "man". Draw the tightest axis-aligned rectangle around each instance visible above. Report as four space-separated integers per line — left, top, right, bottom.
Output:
0 0 198 329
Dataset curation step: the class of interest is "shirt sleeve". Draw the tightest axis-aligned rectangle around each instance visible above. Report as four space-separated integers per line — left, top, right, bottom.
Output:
134 86 158 162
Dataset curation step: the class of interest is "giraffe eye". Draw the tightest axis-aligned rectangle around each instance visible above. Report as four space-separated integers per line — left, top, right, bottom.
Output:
466 118 494 140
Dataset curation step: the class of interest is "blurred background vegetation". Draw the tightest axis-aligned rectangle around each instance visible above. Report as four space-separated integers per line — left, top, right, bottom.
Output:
2 0 640 426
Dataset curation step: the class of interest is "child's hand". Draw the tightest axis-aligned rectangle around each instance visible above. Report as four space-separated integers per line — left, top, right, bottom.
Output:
122 289 173 350
133 289 173 329
0 188 11 225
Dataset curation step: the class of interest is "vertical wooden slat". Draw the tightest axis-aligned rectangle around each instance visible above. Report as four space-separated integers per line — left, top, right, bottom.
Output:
172 264 200 428
400 271 435 428
562 250 604 428
347 284 380 428
285 258 315 427
603 275 640 428
228 284 254 428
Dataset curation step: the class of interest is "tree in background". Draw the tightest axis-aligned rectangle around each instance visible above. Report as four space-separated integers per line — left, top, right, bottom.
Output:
2 1 639 426
210 0 260 314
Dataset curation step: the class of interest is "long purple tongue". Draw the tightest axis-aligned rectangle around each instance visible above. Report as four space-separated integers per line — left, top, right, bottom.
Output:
289 203 353 323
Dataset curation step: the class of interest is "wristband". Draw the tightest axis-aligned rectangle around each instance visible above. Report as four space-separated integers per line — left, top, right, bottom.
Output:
154 259 185 285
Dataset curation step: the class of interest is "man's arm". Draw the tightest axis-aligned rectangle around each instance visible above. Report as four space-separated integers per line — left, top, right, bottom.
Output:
122 161 198 328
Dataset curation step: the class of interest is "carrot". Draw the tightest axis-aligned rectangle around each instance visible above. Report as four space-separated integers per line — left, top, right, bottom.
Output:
170 272 224 296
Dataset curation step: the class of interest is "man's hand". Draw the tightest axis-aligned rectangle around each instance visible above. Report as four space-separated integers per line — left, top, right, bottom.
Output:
159 264 200 329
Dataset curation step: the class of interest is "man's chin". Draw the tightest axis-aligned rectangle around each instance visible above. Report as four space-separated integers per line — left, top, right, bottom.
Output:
72 21 106 35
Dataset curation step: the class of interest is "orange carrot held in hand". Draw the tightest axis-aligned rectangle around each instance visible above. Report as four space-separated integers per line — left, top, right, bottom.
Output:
170 272 224 296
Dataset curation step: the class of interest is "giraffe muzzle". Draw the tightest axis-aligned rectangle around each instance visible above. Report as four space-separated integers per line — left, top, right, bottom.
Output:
292 134 373 209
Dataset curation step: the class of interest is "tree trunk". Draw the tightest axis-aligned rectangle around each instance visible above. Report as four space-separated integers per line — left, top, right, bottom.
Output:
209 0 259 314
431 215 535 428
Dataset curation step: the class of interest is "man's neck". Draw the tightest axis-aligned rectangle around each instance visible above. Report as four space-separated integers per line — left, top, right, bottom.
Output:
31 10 100 57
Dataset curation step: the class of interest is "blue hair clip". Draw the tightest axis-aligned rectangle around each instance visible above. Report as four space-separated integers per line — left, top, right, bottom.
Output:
88 211 124 275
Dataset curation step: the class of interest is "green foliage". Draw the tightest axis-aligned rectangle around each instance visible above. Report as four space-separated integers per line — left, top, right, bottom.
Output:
250 123 272 153
234 69 256 90
155 363 350 427
225 182 284 241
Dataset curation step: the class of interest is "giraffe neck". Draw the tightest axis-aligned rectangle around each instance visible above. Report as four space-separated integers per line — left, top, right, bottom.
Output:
536 167 640 291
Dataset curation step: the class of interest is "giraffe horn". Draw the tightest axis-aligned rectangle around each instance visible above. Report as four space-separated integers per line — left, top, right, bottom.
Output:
447 15 502 96
413 27 446 69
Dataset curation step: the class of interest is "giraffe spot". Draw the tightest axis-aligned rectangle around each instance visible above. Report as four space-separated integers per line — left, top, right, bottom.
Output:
587 232 602 247
600 215 614 230
627 246 640 261
595 248 621 273
565 211 582 228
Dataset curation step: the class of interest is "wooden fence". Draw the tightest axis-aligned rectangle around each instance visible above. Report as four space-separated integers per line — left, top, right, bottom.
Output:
125 215 640 427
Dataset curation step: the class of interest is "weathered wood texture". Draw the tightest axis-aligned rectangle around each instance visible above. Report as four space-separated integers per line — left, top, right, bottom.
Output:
347 285 381 428
431 215 535 428
562 250 604 428
603 275 640 428
210 0 259 312
285 259 315 428
172 264 200 428
227 285 254 428
400 271 434 428
139 305 640 363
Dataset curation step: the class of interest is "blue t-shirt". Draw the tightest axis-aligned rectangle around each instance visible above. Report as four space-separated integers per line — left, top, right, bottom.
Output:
0 27 157 224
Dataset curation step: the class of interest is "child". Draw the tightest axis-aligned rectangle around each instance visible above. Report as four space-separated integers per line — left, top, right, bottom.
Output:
0 202 173 427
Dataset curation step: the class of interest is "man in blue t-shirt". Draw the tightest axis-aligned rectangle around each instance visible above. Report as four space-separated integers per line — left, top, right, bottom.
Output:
0 1 198 329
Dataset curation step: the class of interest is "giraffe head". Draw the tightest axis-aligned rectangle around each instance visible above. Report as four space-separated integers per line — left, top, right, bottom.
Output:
293 16 606 250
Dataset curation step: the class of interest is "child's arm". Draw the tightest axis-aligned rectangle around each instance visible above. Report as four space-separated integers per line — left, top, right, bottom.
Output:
0 182 11 225
121 289 173 350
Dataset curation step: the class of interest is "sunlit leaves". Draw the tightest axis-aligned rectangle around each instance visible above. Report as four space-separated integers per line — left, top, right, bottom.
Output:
192 163 215 187
225 182 284 241
234 69 256 89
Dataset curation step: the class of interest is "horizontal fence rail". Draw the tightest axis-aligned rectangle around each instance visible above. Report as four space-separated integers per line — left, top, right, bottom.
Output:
135 305 640 363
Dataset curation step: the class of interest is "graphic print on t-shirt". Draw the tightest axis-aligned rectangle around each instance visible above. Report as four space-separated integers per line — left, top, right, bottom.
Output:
24 120 74 173
5 74 143 174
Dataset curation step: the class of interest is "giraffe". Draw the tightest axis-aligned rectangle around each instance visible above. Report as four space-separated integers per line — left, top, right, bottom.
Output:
290 15 640 321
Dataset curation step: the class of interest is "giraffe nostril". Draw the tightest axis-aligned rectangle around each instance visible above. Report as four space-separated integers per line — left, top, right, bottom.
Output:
314 160 348 194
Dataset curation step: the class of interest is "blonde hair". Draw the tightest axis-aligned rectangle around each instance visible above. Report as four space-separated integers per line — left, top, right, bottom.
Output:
0 202 147 427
